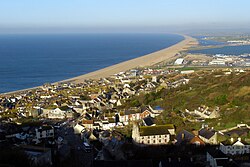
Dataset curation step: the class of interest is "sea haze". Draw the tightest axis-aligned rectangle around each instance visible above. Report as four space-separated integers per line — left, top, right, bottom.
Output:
0 33 184 93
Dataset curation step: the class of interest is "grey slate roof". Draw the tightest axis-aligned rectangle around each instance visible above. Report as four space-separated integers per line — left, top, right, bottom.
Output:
143 116 154 126
199 128 215 139
176 130 195 145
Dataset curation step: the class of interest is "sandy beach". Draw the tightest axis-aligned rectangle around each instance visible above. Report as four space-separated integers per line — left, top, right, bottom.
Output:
2 34 198 95
60 34 198 83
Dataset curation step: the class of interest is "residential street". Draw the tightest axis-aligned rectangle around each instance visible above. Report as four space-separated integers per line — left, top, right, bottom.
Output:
56 122 93 167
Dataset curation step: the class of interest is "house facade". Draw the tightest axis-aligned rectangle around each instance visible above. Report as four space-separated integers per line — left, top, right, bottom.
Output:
199 128 218 145
34 126 54 144
46 108 65 119
220 138 250 155
132 123 175 145
206 149 229 167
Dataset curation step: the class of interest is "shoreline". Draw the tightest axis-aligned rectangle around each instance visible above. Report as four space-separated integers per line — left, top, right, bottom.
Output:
1 34 198 95
59 35 198 83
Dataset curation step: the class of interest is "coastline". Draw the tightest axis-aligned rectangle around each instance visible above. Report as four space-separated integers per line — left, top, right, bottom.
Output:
60 35 198 83
1 34 198 95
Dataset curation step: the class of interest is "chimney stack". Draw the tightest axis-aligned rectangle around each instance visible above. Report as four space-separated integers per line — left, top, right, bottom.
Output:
192 130 198 136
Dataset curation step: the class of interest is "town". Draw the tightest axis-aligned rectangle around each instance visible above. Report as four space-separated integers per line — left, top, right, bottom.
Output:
173 53 250 67
1 58 250 167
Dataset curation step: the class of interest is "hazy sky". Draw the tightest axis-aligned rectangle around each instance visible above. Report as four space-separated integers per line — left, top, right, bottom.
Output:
0 0 249 33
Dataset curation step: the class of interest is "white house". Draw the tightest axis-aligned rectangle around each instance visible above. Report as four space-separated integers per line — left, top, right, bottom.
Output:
185 106 220 119
132 123 175 145
199 128 218 145
141 105 163 118
220 138 250 155
46 108 65 119
33 126 54 144
74 124 85 134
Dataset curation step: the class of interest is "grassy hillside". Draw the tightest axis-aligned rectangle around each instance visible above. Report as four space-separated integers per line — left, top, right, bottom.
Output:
124 69 250 131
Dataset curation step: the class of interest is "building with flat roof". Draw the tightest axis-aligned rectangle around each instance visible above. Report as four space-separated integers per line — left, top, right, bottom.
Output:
174 58 184 65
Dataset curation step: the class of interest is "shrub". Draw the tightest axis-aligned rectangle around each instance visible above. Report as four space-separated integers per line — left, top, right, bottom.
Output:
214 94 228 105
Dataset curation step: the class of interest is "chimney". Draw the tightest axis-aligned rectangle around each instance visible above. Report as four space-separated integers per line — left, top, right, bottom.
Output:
202 123 205 129
168 158 171 162
178 157 181 162
230 138 234 143
238 137 241 142
182 133 185 139
192 130 198 136
190 157 193 162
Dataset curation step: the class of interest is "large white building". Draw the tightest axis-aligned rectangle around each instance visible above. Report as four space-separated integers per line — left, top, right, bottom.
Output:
174 58 184 65
132 123 175 145
209 59 226 66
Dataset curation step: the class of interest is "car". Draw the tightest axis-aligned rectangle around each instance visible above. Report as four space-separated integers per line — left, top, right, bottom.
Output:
83 142 92 153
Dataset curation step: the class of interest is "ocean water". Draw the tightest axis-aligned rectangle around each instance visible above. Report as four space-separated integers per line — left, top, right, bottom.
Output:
0 33 184 93
189 45 250 55
193 36 225 46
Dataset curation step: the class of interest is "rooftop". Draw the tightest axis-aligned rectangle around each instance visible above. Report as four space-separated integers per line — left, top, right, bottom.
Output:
221 138 250 146
199 128 216 139
139 124 174 136
82 120 94 124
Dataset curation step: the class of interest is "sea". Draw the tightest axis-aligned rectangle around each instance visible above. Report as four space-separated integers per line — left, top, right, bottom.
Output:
193 36 225 46
0 33 184 93
189 45 250 55
190 36 250 55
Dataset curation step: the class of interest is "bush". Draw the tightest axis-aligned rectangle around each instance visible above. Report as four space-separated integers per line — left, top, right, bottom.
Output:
131 99 140 107
214 94 228 105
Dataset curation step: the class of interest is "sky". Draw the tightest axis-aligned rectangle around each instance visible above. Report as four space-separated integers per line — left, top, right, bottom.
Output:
0 0 250 33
